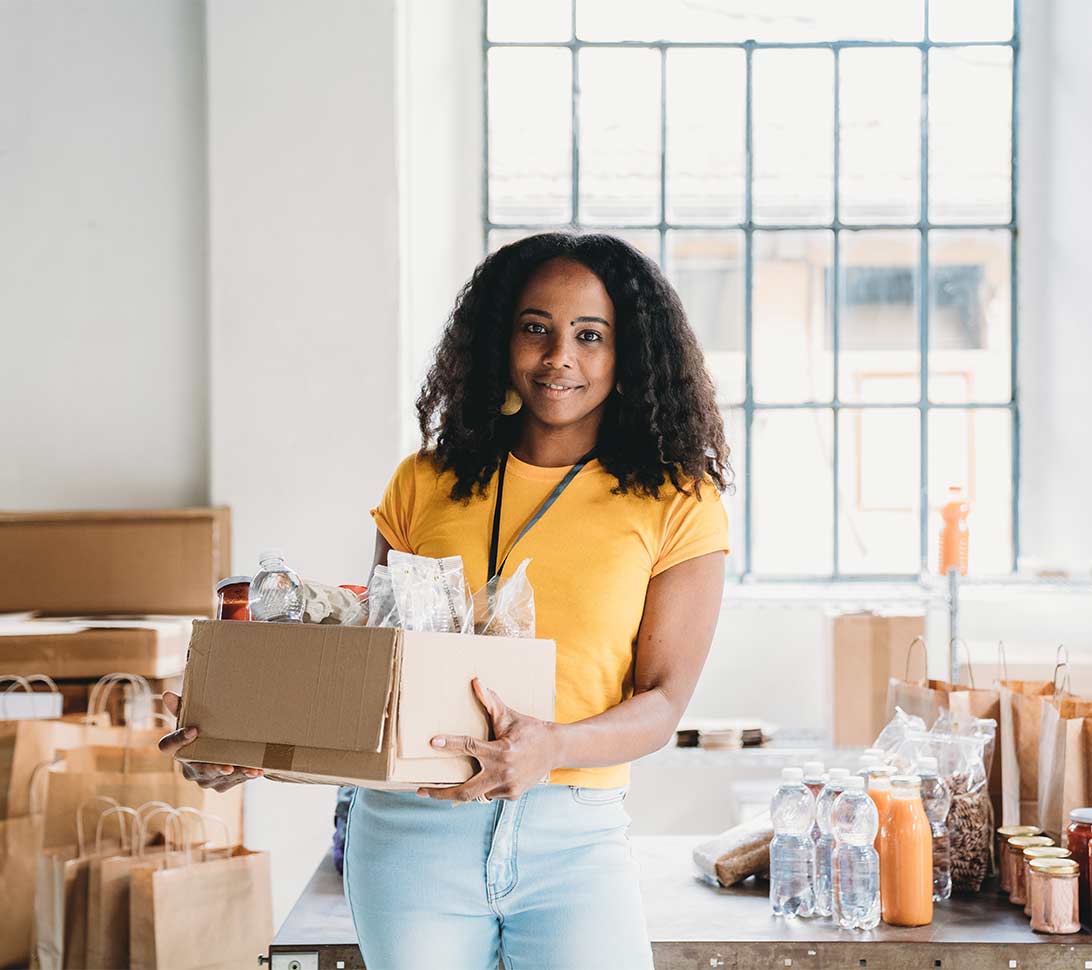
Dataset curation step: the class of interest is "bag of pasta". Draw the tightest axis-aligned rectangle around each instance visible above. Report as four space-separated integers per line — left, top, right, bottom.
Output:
896 726 993 892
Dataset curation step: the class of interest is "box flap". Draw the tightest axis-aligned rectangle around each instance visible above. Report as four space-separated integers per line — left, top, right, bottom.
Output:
180 620 398 755
0 507 231 616
395 631 556 761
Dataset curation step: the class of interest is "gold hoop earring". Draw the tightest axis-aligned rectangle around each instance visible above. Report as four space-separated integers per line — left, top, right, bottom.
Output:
500 387 523 416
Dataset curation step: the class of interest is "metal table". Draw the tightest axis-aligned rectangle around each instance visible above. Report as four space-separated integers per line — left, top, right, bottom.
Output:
270 836 1092 969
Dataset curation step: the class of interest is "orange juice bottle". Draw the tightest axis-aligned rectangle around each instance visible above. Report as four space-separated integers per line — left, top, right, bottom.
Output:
867 765 895 853
880 775 934 927
938 485 969 576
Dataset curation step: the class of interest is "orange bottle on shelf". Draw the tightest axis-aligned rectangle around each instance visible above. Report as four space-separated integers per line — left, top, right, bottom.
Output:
939 485 970 576
880 775 934 927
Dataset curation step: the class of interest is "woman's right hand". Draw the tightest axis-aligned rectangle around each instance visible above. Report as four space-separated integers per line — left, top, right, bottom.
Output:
158 690 263 792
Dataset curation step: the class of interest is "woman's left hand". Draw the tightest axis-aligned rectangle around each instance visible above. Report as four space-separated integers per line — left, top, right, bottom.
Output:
416 677 558 803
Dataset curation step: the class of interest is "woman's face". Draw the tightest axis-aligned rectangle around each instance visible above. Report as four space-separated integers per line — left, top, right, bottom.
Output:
509 257 617 431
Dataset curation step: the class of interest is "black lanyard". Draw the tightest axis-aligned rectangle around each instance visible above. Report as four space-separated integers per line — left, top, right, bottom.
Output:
487 448 596 581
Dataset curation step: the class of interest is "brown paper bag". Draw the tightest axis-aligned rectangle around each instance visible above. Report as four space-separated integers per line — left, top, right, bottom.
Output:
42 756 244 849
885 636 951 727
1038 695 1092 841
0 812 44 968
129 847 273 970
34 838 123 969
999 679 1055 826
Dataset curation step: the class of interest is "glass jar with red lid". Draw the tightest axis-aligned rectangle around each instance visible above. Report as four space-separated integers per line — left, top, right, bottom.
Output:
1064 807 1092 925
215 576 253 621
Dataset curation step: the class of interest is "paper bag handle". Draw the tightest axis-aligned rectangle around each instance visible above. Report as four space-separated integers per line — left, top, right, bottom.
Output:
135 807 189 862
88 673 154 727
950 638 975 689
1052 644 1072 696
94 805 139 855
997 640 1008 685
904 636 929 682
175 807 232 858
76 795 121 858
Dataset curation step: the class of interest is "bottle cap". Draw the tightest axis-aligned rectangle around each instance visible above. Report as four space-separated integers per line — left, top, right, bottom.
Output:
803 761 824 779
1069 808 1092 825
1009 835 1054 849
781 767 804 783
857 753 879 769
1030 858 1079 877
827 768 850 782
843 776 866 791
869 765 896 778
891 774 922 788
917 756 939 774
258 549 286 565
215 575 252 592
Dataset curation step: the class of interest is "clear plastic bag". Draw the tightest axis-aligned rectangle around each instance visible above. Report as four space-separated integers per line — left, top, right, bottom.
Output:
872 707 927 766
472 558 535 638
301 580 368 626
387 551 474 633
894 727 992 893
365 565 401 629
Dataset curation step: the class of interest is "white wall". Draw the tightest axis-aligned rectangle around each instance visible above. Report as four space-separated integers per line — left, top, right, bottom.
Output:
0 0 209 510
204 0 406 926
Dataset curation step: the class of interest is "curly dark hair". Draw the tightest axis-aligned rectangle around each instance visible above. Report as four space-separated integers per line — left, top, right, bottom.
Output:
416 231 733 502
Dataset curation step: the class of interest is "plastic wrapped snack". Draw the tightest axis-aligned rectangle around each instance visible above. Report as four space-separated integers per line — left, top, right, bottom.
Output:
301 580 368 625
387 551 474 633
872 707 927 769
472 558 535 638
365 564 401 629
693 813 774 887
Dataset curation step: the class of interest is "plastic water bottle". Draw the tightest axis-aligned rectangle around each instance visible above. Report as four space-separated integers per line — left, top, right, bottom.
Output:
815 767 850 917
832 776 881 931
857 752 879 782
770 767 816 918
249 550 305 622
917 756 952 901
803 761 826 857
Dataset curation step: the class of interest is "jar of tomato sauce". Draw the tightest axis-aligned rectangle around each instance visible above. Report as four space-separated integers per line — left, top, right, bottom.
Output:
1064 808 1092 925
215 576 252 621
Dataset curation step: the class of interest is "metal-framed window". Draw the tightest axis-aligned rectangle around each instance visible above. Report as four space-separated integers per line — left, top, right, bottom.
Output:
483 0 1019 582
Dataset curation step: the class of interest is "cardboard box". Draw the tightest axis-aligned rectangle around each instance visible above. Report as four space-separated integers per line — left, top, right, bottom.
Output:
0 617 192 679
0 508 231 616
830 612 926 747
53 673 183 723
177 620 556 789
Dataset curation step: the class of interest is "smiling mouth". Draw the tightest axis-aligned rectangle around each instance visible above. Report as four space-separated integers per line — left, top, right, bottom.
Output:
533 380 583 399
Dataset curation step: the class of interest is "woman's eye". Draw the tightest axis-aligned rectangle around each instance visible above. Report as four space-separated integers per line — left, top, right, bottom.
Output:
524 322 547 335
578 330 603 342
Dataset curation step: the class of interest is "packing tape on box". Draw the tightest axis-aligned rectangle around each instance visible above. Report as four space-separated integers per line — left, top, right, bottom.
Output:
262 743 296 771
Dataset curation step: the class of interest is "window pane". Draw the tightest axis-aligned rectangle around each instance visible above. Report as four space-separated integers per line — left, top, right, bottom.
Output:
605 229 662 265
839 49 921 225
667 231 745 403
838 230 921 403
488 227 567 253
666 50 745 226
752 409 834 575
753 51 834 226
928 0 1014 42
487 0 571 41
723 407 745 578
928 230 1010 403
838 408 920 574
578 49 661 226
753 231 834 403
488 49 572 224
577 0 922 42
928 408 1013 574
929 47 1012 225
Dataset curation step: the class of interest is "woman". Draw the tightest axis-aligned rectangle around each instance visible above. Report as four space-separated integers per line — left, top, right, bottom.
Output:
161 232 731 969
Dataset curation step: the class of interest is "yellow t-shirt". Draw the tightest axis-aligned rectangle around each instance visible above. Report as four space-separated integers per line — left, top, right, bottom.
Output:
371 450 730 788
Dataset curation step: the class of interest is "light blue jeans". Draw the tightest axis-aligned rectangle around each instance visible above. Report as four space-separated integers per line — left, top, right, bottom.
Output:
343 783 655 970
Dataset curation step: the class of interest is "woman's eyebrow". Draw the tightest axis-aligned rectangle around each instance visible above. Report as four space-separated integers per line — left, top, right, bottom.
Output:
518 308 611 327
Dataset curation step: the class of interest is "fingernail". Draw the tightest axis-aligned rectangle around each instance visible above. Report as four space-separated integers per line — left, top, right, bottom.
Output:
431 737 446 748
183 727 197 739
416 789 429 798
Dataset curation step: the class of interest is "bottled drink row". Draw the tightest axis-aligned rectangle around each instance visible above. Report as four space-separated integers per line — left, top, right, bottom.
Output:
770 751 950 929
